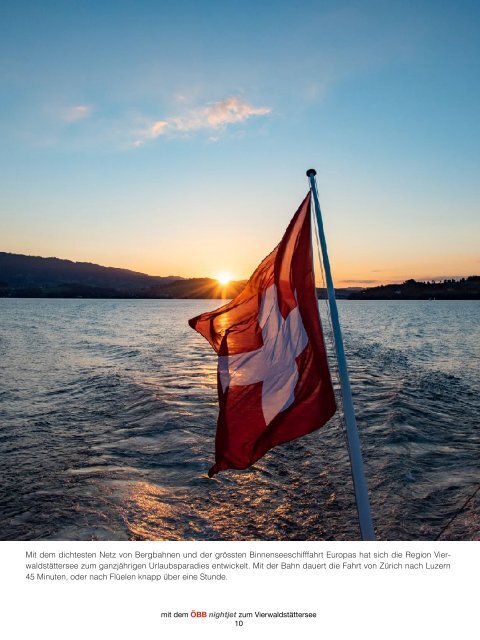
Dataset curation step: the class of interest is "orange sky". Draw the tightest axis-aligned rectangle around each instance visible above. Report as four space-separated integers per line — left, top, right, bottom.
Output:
1 2 479 290
4 232 477 289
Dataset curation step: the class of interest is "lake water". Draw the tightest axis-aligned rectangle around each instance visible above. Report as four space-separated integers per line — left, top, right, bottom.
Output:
0 299 479 541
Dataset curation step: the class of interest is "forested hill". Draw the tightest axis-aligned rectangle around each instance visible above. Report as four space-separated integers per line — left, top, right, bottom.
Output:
350 277 480 300
0 252 246 299
0 252 180 290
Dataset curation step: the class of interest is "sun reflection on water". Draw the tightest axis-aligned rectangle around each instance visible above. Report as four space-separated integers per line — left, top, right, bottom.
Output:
122 482 184 541
118 467 334 541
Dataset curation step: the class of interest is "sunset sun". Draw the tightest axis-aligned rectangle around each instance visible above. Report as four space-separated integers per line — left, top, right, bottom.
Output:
216 272 232 286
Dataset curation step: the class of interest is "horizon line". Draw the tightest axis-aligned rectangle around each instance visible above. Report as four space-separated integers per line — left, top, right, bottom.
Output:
0 249 478 289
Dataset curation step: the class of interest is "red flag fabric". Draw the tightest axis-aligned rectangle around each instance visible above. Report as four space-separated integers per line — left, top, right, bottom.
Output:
189 192 336 476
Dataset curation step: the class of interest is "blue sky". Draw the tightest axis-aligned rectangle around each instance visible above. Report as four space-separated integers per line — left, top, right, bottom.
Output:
1 0 479 284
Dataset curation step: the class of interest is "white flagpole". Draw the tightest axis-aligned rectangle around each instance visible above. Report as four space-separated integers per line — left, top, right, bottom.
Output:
307 168 375 541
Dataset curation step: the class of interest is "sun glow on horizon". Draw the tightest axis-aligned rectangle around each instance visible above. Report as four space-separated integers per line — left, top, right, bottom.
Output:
216 271 233 285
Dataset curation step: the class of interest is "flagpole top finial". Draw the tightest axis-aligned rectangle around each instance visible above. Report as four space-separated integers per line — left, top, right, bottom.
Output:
306 168 316 177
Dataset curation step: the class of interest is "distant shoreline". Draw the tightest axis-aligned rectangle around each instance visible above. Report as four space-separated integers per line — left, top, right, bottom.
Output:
1 252 479 300
1 297 478 300
1 279 479 300
1 289 479 301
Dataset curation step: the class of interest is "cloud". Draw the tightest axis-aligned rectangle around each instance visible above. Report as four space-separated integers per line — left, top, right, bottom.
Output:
339 279 380 284
150 120 169 137
174 96 271 131
141 96 271 144
62 105 93 122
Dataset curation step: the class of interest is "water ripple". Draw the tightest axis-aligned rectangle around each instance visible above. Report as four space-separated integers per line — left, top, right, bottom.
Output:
0 298 479 540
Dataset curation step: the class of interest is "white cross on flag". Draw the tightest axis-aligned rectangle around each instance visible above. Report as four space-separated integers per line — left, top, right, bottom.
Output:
189 192 336 476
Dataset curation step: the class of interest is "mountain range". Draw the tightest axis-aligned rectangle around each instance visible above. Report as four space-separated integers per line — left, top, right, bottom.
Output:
1 252 478 299
0 252 246 299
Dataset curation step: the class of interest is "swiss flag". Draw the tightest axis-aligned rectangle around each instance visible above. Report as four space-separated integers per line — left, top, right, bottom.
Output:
189 192 336 476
